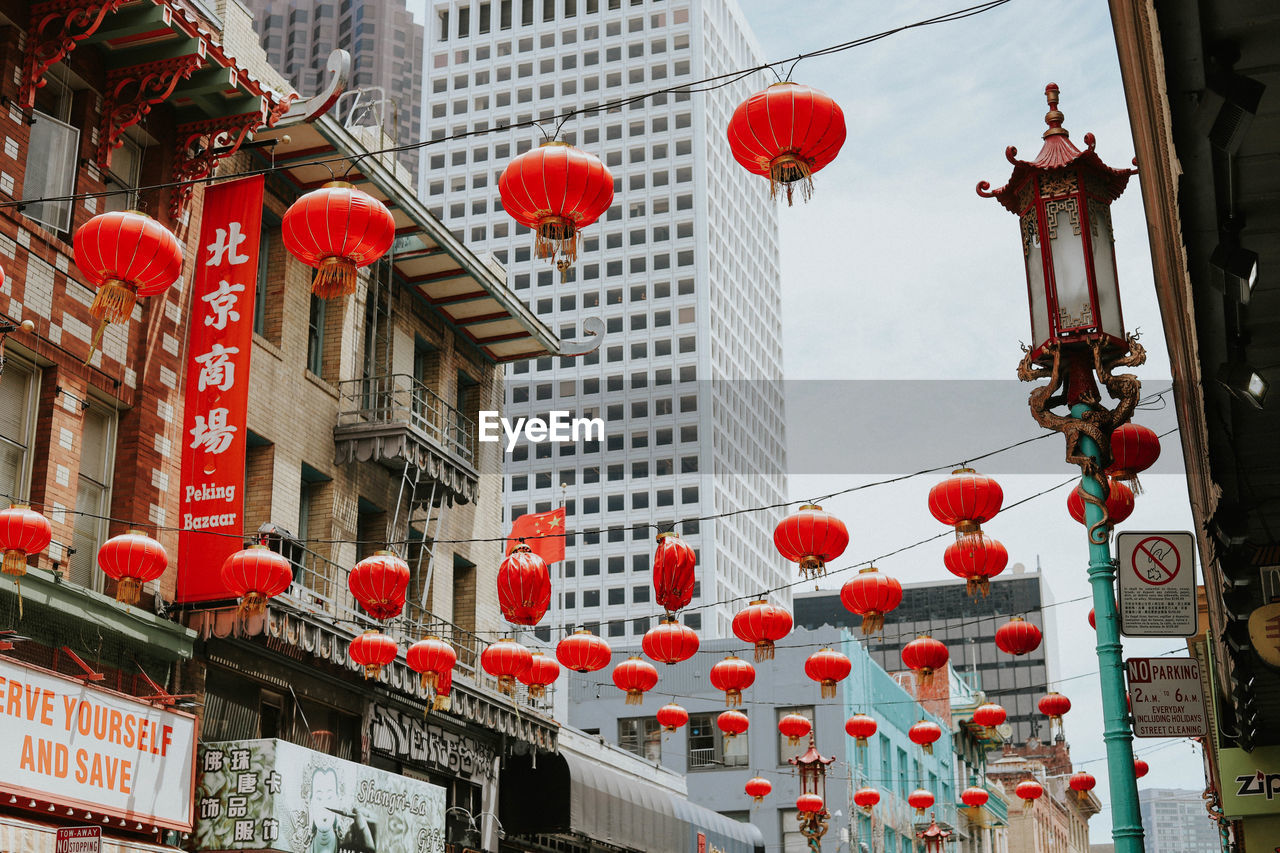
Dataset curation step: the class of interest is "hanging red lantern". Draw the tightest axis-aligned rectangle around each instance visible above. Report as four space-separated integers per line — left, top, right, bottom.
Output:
652 532 697 615
72 211 183 352
1107 422 1161 492
1015 779 1044 810
518 650 561 699
481 638 533 695
902 635 949 686
745 777 772 803
778 713 812 746
406 636 456 694
804 647 851 698
961 786 989 808
907 789 935 816
496 542 551 626
773 504 849 580
717 710 750 738
281 182 395 299
612 656 659 705
928 468 1004 534
1038 692 1072 725
97 530 167 605
994 616 1043 656
845 713 877 746
349 630 398 679
0 505 51 579
498 141 614 275
556 628 612 673
1089 607 1096 629
221 545 294 614
795 793 825 815
1069 771 1097 800
731 599 793 661
726 82 846 205
943 533 1009 598
853 787 880 812
1068 477 1135 526
909 720 943 755
656 702 689 732
349 550 410 621
642 617 700 665
972 703 1007 731
840 566 903 634
709 655 756 707
1134 758 1149 779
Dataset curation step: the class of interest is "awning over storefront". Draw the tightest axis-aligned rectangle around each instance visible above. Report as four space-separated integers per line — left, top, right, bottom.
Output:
0 815 179 853
501 750 764 853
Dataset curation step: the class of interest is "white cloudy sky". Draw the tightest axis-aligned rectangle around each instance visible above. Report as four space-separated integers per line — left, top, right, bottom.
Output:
731 0 1205 841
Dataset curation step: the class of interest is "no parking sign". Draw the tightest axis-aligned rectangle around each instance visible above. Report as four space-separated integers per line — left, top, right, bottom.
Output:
1116 531 1197 638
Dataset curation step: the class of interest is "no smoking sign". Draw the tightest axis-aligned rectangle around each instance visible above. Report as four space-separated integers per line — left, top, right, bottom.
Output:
1116 531 1197 638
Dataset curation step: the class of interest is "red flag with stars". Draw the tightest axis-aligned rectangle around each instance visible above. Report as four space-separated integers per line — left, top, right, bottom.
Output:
506 507 566 564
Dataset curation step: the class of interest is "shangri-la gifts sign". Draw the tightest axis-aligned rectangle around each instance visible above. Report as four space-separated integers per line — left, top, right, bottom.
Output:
193 739 445 853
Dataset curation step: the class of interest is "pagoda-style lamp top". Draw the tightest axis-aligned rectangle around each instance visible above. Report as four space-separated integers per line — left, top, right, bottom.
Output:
978 84 1138 365
788 736 835 796
917 815 953 852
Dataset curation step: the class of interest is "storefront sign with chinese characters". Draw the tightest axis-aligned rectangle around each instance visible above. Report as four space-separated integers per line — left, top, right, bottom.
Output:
192 738 446 852
177 176 265 603
369 705 497 782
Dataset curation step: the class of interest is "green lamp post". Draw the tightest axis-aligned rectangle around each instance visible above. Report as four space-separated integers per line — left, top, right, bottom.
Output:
979 83 1146 852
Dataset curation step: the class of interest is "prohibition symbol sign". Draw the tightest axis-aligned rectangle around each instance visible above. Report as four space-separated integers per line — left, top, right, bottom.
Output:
1130 535 1180 586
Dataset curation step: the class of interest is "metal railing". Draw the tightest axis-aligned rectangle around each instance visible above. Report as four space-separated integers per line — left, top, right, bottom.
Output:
336 373 477 466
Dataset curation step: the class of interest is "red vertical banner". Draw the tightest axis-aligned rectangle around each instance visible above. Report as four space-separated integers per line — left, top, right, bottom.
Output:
176 176 264 603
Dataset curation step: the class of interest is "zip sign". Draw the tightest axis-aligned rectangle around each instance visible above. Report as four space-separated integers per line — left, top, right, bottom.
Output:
1125 656 1209 738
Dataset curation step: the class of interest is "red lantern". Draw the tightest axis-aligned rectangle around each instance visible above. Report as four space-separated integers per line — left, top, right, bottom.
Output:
731 599 793 661
221 545 294 614
656 703 689 732
97 530 167 605
498 141 614 274
994 616 1043 656
481 638 533 695
972 703 1007 730
1068 477 1135 526
349 630 398 679
642 617 700 665
961 786 989 808
745 777 772 803
433 666 453 711
853 787 880 812
652 532 697 615
943 533 1009 598
349 550 410 621
902 635 949 686
518 650 561 699
804 647 851 699
1089 607 1096 629
1134 758 1149 779
496 542 551 626
845 713 877 746
795 793 825 815
909 720 943 755
556 628 612 673
612 656 658 705
726 82 846 205
928 468 1004 534
709 655 756 707
840 566 903 634
778 713 812 746
0 505 51 578
1038 692 1072 725
281 182 395 299
717 710 750 738
1015 779 1043 810
773 504 849 580
406 636 456 693
1107 422 1160 492
907 789 934 816
1069 771 1097 800
72 211 183 351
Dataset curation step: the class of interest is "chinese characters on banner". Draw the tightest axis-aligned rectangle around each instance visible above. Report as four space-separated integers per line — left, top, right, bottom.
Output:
177 176 264 603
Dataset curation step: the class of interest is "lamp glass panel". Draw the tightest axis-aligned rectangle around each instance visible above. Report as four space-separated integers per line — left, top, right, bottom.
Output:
1088 199 1123 339
1021 209 1049 349
1045 196 1092 334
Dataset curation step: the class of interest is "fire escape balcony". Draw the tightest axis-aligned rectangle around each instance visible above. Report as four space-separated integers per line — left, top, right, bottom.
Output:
333 373 479 505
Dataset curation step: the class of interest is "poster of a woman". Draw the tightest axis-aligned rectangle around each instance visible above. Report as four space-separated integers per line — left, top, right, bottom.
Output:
294 762 378 853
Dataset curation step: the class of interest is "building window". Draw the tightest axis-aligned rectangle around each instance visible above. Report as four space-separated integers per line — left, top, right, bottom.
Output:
688 713 747 770
23 73 79 233
618 717 661 761
307 293 326 375
776 706 815 765
0 354 38 499
67 400 117 591
103 135 143 213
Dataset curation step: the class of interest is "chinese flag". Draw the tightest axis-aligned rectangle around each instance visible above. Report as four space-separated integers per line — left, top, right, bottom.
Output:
507 507 566 564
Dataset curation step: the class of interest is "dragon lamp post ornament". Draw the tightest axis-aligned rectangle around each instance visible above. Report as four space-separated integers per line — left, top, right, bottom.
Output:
789 737 834 852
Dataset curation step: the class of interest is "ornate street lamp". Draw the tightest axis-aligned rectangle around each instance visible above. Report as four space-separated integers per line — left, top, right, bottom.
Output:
980 83 1146 853
789 736 835 851
916 815 952 852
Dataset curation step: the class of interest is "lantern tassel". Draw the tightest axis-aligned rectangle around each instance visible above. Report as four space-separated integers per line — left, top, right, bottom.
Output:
626 689 643 706
237 592 270 618
2 549 28 577
754 641 775 662
725 689 741 707
90 280 138 326
115 577 142 606
967 577 991 599
769 155 814 206
861 612 883 635
821 681 836 699
923 743 933 755
799 556 825 581
312 256 358 300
